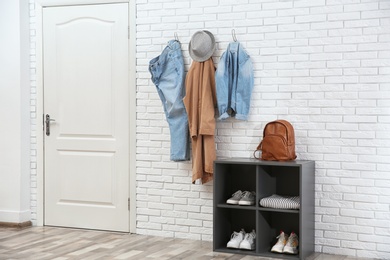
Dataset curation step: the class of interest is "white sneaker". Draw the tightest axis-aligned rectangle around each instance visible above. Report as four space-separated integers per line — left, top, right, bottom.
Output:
226 229 245 248
271 231 288 253
226 190 243 205
238 191 256 206
283 232 299 254
239 229 256 250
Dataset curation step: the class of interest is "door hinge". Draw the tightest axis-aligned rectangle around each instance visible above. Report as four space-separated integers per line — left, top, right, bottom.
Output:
128 198 130 211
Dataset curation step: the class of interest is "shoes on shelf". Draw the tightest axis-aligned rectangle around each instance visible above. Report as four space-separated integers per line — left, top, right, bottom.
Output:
239 229 256 250
271 231 299 255
226 190 256 205
227 229 256 250
226 190 243 205
226 229 246 248
283 232 299 255
271 231 288 253
238 191 256 206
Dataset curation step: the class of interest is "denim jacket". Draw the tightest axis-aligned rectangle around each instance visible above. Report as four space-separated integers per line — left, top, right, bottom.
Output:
215 42 254 120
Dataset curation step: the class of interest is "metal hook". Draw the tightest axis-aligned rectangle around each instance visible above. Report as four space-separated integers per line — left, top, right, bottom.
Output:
232 29 237 42
174 32 179 42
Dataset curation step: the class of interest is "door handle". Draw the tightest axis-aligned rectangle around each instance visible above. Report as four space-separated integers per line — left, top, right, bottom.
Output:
45 114 56 136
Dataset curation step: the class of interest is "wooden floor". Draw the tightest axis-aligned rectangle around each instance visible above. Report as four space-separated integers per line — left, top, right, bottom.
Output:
0 227 373 260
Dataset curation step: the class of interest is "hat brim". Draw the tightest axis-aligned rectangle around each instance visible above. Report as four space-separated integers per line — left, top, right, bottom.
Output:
189 30 216 62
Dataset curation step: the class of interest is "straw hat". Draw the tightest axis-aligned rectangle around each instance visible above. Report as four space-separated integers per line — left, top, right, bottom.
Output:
188 30 216 62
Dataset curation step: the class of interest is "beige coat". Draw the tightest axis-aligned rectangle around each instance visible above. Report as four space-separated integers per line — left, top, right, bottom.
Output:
184 58 217 184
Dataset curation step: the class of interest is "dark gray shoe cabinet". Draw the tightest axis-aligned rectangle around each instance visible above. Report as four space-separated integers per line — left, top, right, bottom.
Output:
213 158 315 260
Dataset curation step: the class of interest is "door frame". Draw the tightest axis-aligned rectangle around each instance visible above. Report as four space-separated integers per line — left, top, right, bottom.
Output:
35 0 136 233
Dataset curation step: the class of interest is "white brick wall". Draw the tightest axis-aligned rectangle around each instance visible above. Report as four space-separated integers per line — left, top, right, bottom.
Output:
29 0 37 224
135 0 390 258
29 0 390 258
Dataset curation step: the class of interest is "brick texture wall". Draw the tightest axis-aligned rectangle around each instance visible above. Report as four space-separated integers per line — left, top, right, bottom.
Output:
30 0 390 258
30 0 38 223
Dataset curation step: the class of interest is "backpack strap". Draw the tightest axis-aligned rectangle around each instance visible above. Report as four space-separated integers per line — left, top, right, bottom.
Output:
253 141 262 159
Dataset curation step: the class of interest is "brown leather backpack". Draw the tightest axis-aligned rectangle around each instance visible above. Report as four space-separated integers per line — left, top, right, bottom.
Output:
254 120 297 161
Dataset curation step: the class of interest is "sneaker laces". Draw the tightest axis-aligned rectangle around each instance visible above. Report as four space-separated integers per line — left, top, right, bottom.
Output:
230 229 245 241
286 233 299 247
241 191 254 198
231 190 243 198
248 230 256 239
275 232 287 246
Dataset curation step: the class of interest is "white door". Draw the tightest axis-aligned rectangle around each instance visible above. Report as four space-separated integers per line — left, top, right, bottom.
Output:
43 3 129 232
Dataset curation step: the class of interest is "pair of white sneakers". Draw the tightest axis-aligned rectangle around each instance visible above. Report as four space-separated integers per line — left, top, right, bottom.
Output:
271 231 299 255
226 229 256 250
226 190 256 206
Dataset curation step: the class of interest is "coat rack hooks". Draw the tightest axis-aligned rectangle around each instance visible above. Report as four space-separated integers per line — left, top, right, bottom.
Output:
174 32 179 42
232 29 237 42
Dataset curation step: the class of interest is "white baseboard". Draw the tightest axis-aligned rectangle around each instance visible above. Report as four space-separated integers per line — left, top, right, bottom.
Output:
0 209 31 223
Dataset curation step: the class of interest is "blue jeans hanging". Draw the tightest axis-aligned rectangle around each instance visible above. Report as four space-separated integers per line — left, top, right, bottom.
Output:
149 40 190 161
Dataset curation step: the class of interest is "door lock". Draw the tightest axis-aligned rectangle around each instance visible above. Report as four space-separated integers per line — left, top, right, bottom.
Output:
45 114 56 136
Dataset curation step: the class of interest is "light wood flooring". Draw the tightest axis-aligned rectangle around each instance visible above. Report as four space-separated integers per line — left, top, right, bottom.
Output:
0 227 374 260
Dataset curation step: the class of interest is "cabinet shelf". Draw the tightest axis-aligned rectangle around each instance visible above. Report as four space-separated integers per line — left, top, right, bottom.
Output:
217 203 257 210
217 203 300 214
214 248 260 256
213 158 315 260
214 248 300 259
258 207 300 214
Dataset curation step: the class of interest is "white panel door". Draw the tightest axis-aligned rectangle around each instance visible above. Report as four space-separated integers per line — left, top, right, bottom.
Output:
43 3 129 232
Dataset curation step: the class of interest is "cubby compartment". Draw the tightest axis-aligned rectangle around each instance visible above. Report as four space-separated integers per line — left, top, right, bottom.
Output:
213 158 315 260
213 208 257 254
257 165 300 200
257 211 299 255
214 163 256 206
